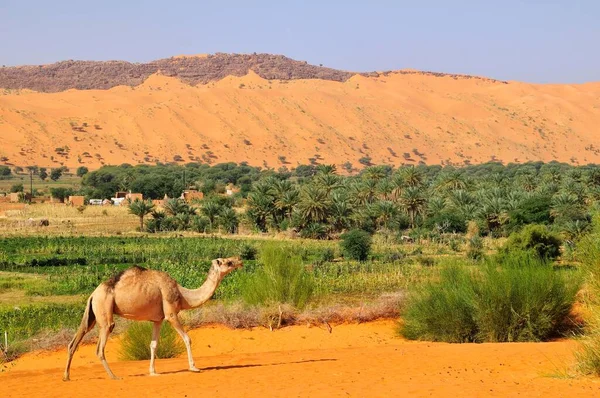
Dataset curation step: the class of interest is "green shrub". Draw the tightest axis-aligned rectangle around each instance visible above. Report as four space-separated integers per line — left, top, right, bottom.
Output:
575 216 600 375
119 322 184 361
401 254 580 343
319 247 335 263
241 245 314 309
502 224 562 260
475 253 580 342
239 243 258 260
466 236 484 260
402 264 477 342
340 229 372 261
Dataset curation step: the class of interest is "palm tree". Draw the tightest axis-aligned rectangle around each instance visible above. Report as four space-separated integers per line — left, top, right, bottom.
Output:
519 173 538 192
362 166 388 182
275 188 300 222
436 170 468 192
400 166 423 188
219 207 239 234
426 196 446 217
315 173 341 195
201 200 222 229
377 178 395 200
477 195 507 233
373 200 399 230
550 192 580 221
328 191 353 232
246 191 275 232
128 199 155 231
316 164 337 175
164 198 191 216
399 186 427 228
350 179 378 206
297 185 330 224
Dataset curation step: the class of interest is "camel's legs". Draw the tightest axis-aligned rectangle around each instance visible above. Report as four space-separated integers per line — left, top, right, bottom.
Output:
96 324 118 380
149 321 162 376
167 315 199 372
63 320 95 381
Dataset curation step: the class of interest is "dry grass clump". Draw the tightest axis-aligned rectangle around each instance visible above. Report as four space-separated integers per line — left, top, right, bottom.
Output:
0 203 136 236
183 293 404 331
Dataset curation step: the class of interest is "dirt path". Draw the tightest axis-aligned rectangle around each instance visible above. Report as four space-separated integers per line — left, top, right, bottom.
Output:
2 320 599 397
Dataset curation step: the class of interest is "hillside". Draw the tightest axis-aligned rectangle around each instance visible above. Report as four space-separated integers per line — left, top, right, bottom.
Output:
0 54 599 169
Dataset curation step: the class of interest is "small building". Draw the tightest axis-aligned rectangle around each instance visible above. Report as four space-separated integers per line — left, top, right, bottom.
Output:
9 192 31 203
180 190 204 203
126 193 143 202
9 192 21 203
67 195 85 207
114 192 128 199
89 199 103 206
225 184 240 196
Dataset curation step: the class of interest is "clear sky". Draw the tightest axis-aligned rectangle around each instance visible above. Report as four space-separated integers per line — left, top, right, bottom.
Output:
1 0 598 83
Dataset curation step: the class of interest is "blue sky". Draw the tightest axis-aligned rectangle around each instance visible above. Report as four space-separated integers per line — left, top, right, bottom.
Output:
1 0 598 83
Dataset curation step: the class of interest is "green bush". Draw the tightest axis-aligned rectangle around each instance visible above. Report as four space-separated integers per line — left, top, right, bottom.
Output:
340 229 372 261
241 245 314 309
475 253 580 342
401 254 580 343
119 322 184 361
575 216 600 375
402 264 477 343
239 243 258 260
502 224 562 260
466 235 484 260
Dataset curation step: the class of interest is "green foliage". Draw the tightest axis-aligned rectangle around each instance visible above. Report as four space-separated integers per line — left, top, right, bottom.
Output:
502 224 562 260
475 253 580 342
119 322 184 361
38 168 48 181
10 183 23 193
241 245 314 309
49 187 74 202
128 199 155 231
401 254 581 343
239 244 258 260
0 302 84 340
507 195 552 230
0 165 11 177
575 215 600 375
50 168 63 181
466 236 484 260
402 264 477 342
76 166 89 177
340 229 372 261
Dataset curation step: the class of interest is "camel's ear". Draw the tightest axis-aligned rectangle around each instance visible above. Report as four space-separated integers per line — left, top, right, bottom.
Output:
215 258 223 266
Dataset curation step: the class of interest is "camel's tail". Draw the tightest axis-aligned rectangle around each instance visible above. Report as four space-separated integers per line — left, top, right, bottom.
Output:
64 294 96 381
79 294 96 332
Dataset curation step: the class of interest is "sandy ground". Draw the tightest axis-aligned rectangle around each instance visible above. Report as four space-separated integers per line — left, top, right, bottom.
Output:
1 71 600 170
2 320 599 397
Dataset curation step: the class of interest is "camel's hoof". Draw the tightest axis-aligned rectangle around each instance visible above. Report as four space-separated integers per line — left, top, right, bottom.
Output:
62 376 70 382
150 372 161 377
189 367 201 373
110 376 121 381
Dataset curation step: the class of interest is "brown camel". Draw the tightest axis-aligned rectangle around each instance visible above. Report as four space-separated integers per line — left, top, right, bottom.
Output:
63 257 243 381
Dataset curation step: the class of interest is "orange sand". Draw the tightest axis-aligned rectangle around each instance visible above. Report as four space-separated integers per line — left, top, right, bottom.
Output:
2 320 599 397
1 71 599 170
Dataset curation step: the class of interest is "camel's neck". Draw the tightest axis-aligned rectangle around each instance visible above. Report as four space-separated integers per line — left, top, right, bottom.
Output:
178 268 222 310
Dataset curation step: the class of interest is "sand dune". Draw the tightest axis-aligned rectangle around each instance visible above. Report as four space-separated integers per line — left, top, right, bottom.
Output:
2 320 598 397
1 68 599 169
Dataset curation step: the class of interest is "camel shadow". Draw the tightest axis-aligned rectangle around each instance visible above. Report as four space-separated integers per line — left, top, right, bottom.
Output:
130 358 336 377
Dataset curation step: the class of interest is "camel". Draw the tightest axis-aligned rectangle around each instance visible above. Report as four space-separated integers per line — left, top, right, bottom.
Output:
63 257 243 381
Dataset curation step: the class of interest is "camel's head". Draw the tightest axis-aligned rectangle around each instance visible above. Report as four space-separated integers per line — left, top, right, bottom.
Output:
211 257 243 278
